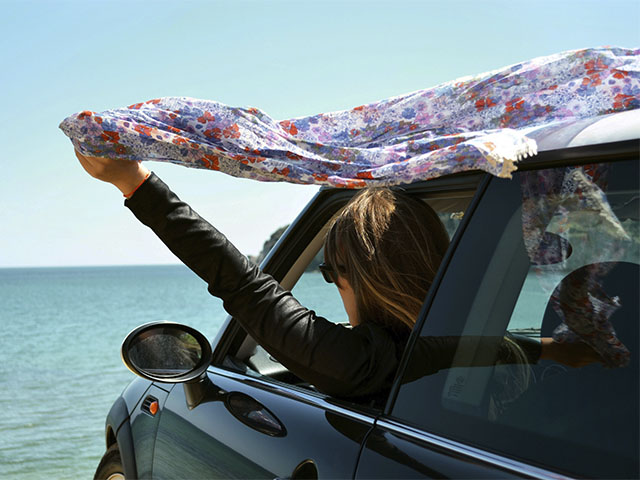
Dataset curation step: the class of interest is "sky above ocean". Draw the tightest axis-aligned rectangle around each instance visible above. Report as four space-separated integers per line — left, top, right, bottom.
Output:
2 0 639 267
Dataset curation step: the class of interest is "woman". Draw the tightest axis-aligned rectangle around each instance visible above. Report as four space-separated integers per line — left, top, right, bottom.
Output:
75 152 600 404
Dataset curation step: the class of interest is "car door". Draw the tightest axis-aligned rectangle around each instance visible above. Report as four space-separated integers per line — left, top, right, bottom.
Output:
150 175 481 479
356 153 639 478
151 370 376 479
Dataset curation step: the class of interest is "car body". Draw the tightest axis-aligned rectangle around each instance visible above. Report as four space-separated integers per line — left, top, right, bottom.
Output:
98 110 640 479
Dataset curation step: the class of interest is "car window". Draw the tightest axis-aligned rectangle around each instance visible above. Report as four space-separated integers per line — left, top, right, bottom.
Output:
391 159 639 478
291 251 348 324
290 196 469 326
228 186 477 400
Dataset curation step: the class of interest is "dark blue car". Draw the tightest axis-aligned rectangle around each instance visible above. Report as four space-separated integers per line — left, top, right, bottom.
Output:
96 110 639 479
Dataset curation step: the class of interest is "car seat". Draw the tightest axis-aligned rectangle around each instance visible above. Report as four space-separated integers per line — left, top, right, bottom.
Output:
501 261 639 466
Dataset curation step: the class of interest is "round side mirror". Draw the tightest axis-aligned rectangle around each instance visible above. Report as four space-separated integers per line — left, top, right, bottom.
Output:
121 322 213 383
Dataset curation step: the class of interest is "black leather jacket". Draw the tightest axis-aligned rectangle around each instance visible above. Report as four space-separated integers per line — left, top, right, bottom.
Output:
126 173 540 400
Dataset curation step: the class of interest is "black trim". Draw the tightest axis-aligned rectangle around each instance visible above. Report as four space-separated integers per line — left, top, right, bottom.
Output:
121 321 213 383
106 396 137 479
105 396 129 447
384 173 493 415
115 418 137 479
518 139 639 171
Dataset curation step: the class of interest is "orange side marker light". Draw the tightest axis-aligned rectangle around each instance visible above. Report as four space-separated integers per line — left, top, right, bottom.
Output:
149 401 159 416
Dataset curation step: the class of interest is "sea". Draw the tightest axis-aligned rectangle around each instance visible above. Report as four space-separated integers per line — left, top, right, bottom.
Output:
0 265 344 479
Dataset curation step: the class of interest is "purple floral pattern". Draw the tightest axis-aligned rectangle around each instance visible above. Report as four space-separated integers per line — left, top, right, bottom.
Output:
60 47 639 188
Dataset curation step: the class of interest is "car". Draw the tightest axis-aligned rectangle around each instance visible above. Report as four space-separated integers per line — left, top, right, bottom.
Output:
95 109 639 480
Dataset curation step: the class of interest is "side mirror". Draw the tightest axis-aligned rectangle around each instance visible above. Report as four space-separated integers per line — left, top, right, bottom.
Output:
121 322 220 409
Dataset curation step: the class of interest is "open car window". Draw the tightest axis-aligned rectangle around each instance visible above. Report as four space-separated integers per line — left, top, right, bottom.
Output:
221 181 480 402
391 159 639 478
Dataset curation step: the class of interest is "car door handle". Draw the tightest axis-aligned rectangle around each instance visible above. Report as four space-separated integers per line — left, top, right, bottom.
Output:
225 392 287 437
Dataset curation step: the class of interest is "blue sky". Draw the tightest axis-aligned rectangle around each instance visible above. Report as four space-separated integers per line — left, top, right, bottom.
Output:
1 0 638 267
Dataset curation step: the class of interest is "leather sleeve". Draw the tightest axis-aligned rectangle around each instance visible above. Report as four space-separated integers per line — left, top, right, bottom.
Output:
402 334 541 384
125 173 401 398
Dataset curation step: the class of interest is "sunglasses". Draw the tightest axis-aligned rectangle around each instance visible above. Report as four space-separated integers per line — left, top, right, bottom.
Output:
318 263 338 284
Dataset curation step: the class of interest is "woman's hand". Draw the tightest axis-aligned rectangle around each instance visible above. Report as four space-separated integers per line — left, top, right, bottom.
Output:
540 337 603 368
75 150 150 197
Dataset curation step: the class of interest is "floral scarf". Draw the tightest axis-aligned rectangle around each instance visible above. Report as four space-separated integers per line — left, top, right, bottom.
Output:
60 47 639 188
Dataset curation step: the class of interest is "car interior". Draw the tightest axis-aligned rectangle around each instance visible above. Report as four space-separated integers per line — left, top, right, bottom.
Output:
222 186 479 396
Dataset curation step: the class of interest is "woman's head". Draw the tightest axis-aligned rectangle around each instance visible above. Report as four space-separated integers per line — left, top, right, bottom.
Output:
323 187 449 337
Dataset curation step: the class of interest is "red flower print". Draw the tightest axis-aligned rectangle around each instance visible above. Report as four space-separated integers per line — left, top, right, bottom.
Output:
134 125 154 136
94 116 103 124
352 105 365 112
312 173 328 182
100 131 120 143
204 128 222 140
145 98 161 105
584 59 608 75
505 97 525 112
356 171 374 179
78 110 94 120
612 70 628 79
271 167 290 177
244 147 262 155
279 121 298 136
223 124 241 139
613 93 635 109
475 97 497 112
286 152 302 161
201 154 220 171
197 111 216 124
128 102 144 110
114 144 126 154
172 137 188 146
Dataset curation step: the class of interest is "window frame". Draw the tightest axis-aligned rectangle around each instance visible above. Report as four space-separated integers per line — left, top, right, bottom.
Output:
210 172 484 406
382 142 639 478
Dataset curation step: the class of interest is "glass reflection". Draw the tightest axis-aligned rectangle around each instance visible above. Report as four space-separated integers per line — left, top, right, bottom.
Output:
128 327 202 378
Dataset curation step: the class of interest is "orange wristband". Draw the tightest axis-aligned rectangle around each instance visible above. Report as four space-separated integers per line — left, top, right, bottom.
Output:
124 172 151 198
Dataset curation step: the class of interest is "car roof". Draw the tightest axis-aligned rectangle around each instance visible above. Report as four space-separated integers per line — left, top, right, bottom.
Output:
524 109 640 151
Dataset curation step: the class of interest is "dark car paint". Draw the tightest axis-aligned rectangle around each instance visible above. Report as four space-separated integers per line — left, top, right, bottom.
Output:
104 132 639 478
151 368 375 479
106 396 138 479
105 377 168 479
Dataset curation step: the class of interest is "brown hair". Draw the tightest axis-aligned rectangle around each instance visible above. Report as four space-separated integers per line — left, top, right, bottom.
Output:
324 187 450 338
